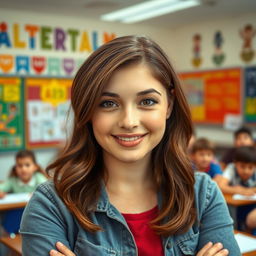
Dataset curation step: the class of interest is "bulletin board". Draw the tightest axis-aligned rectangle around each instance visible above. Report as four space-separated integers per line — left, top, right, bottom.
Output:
244 66 256 123
179 68 242 124
0 77 25 152
25 78 72 148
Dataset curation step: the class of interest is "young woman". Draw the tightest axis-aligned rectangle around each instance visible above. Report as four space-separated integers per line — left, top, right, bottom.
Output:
20 36 240 256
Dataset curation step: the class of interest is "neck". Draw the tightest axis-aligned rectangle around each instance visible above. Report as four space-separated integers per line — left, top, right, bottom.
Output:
103 153 155 193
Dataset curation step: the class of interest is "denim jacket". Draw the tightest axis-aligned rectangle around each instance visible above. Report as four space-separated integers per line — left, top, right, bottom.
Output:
20 172 241 255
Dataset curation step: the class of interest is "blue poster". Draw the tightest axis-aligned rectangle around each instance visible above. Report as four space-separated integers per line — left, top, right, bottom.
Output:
244 67 256 123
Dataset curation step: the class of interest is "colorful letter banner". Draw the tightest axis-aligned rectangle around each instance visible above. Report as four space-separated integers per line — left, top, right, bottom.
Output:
179 68 242 124
0 77 24 151
244 66 256 123
25 78 72 148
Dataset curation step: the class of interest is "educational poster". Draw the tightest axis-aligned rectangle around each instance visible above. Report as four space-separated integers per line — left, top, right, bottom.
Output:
179 68 242 124
0 77 24 151
25 78 72 148
244 66 256 123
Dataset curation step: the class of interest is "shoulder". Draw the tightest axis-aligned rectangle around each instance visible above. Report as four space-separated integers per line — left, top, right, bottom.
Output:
21 180 74 229
209 162 222 172
24 180 67 213
34 172 48 182
223 163 235 179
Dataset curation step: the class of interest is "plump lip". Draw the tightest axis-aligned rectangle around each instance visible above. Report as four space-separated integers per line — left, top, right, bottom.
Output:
112 133 147 147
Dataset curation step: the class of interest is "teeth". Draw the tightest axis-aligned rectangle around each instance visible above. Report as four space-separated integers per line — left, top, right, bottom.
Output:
117 136 141 141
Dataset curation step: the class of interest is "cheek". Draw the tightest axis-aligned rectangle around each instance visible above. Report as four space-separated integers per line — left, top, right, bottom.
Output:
92 113 113 136
143 111 167 131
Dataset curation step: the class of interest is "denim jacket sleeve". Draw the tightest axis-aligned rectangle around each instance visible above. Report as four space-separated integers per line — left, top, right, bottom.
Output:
20 181 78 256
194 172 241 255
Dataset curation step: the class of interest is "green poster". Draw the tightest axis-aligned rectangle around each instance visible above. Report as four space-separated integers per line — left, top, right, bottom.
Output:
0 78 24 152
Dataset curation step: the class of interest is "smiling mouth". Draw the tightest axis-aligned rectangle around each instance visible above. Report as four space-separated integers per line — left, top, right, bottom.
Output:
112 134 147 147
115 136 143 141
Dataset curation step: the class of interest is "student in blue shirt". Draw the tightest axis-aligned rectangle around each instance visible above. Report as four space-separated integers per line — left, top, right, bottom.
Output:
190 137 223 181
20 36 240 256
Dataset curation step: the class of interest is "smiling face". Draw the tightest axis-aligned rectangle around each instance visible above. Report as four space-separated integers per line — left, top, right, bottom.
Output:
91 64 171 164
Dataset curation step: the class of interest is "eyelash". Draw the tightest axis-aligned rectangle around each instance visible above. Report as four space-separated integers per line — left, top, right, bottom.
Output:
99 98 158 109
99 100 118 108
140 98 158 106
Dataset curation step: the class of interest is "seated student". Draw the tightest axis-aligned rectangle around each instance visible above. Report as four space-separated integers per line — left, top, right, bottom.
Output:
220 126 255 170
190 137 223 181
217 146 256 195
217 146 256 231
0 149 47 234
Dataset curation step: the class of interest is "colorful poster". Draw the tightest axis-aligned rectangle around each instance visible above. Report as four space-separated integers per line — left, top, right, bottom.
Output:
0 77 24 151
244 66 256 123
25 78 72 148
179 68 242 124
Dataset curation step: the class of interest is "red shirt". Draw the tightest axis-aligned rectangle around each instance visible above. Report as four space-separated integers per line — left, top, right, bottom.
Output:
122 206 164 256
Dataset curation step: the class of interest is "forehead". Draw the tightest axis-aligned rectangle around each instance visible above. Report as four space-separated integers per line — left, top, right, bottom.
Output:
236 133 251 139
195 149 213 154
104 64 166 93
236 161 255 166
17 157 33 163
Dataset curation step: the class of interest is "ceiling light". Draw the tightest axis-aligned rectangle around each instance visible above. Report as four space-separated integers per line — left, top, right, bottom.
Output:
101 0 200 24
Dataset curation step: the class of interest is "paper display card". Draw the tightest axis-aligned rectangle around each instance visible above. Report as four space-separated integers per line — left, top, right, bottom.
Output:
233 194 256 200
0 193 31 204
26 78 72 148
235 233 256 253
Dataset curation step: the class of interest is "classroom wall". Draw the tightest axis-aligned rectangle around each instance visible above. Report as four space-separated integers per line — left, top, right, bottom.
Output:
170 12 256 146
1 9 256 180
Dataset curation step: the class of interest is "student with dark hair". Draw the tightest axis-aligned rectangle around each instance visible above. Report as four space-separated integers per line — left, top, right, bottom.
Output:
20 36 240 256
218 146 256 231
0 149 47 234
218 146 256 195
220 126 255 170
191 137 222 181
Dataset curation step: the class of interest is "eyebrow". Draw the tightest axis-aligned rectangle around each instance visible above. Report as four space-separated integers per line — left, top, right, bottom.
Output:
101 88 162 97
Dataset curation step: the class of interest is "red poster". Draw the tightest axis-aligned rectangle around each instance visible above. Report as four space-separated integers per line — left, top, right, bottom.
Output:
179 68 241 124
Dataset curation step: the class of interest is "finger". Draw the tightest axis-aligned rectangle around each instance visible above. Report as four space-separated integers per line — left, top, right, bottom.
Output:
205 243 224 255
55 242 76 256
197 242 213 256
49 249 64 256
214 249 229 256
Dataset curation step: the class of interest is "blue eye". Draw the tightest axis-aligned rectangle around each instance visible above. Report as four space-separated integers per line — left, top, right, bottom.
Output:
99 100 118 108
140 99 158 106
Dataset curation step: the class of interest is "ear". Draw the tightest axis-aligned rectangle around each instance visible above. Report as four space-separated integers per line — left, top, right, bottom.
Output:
166 94 174 119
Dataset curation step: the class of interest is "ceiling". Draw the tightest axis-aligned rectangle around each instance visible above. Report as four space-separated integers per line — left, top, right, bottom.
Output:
1 0 256 28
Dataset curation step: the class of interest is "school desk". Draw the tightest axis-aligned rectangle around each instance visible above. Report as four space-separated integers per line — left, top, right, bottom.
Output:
0 234 22 256
234 230 256 256
0 202 27 211
224 193 256 229
224 194 256 206
0 193 30 211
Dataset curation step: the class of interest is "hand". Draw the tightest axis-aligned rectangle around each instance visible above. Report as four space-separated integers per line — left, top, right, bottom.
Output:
49 242 76 256
236 187 255 196
0 191 6 199
197 242 229 256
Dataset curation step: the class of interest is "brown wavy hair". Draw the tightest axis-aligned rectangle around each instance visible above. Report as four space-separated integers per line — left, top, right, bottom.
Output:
47 35 196 236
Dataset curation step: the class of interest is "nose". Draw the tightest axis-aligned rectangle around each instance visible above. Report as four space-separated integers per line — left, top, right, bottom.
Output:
118 106 139 129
